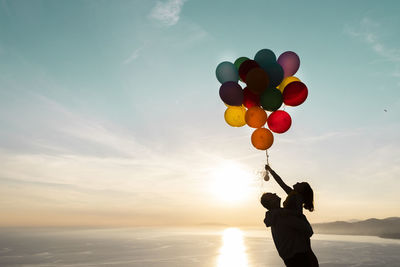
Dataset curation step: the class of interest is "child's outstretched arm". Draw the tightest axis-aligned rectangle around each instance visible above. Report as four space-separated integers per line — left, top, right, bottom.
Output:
265 165 292 194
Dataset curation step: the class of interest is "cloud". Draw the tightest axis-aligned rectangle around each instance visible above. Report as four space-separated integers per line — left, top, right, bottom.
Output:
279 130 361 145
123 45 144 64
0 93 227 226
345 17 400 63
0 93 146 158
149 0 186 26
0 92 227 194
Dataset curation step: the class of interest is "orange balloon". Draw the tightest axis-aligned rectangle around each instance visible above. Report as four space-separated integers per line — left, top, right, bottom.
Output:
251 128 274 150
245 106 268 128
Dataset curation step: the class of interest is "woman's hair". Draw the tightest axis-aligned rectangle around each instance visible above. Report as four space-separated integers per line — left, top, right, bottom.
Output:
298 182 314 212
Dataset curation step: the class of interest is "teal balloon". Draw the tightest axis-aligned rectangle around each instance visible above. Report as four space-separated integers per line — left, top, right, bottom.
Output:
254 49 276 69
260 88 283 111
216 61 239 84
234 57 249 71
263 63 284 88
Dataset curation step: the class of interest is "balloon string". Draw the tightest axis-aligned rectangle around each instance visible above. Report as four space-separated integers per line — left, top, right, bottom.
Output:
264 150 270 181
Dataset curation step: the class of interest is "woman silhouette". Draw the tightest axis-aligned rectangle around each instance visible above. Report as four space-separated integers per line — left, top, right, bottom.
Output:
265 165 319 266
265 165 314 214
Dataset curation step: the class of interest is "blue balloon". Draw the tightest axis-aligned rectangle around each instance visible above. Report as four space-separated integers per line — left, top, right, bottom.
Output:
216 61 239 84
254 49 276 69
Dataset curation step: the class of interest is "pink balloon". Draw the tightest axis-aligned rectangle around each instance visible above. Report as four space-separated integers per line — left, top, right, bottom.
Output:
277 51 300 78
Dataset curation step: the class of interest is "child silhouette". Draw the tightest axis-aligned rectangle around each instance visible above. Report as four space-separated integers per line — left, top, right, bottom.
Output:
261 193 317 266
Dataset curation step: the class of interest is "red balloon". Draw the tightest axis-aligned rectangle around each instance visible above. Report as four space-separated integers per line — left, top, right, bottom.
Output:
238 60 259 82
283 81 308 106
243 87 260 108
267 110 292 133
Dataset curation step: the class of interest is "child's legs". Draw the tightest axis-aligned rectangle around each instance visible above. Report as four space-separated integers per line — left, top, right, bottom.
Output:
307 250 319 267
283 252 309 267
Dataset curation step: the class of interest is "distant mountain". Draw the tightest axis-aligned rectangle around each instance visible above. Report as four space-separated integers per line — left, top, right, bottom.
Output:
197 222 228 227
313 217 400 239
346 219 361 223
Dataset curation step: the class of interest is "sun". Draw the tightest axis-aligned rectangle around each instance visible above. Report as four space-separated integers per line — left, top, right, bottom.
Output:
210 161 253 203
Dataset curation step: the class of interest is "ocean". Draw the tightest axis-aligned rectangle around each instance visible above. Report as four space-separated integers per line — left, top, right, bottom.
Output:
0 227 399 267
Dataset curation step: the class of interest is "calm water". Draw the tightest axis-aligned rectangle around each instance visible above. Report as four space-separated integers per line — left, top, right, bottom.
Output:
0 227 400 267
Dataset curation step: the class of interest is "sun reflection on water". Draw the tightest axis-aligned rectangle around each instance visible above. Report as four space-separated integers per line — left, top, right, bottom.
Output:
217 228 249 267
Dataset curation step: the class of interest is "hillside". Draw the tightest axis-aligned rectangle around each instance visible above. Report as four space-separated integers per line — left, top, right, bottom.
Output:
313 217 400 239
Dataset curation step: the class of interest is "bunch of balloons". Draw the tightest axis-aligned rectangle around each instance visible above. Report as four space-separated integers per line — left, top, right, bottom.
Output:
216 48 308 150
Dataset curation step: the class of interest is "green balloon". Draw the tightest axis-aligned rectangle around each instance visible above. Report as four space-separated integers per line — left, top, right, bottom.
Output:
234 57 249 71
260 88 283 111
234 57 249 82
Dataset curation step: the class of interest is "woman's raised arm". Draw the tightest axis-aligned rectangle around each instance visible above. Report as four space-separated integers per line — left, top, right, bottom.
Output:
265 165 292 194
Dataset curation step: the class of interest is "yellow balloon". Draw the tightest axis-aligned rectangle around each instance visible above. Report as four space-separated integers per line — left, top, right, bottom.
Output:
224 102 246 109
277 76 300 93
224 106 246 127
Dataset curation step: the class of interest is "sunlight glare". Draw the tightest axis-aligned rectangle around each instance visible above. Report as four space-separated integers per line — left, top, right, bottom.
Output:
217 228 248 267
210 161 253 203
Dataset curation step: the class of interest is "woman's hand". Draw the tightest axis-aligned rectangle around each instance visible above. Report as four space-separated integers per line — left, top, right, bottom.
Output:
265 166 293 194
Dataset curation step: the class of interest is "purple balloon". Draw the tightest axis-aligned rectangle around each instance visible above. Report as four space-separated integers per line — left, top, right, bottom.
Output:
219 81 243 106
277 51 300 78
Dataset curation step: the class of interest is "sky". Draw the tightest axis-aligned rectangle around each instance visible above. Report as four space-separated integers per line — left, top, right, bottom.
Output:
0 0 399 227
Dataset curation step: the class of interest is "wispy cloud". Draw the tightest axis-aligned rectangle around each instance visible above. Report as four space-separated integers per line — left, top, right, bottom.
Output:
0 92 234 195
279 130 361 144
149 0 186 26
123 45 145 64
345 17 400 63
0 92 230 226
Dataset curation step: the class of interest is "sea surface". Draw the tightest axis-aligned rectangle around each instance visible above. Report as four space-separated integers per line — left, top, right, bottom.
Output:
0 227 400 267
